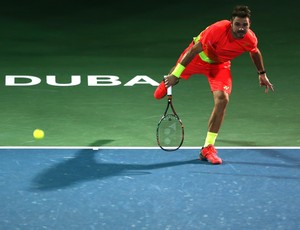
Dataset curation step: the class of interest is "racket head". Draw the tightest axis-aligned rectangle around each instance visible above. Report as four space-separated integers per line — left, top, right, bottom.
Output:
156 114 184 151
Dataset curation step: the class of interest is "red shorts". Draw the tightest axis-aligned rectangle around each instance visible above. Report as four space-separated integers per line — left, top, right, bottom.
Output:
177 42 232 95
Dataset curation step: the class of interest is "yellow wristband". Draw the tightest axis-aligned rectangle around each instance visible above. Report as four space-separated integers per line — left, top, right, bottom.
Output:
171 63 185 78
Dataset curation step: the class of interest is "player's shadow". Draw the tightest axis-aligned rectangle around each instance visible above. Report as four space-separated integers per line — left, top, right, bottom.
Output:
30 141 203 191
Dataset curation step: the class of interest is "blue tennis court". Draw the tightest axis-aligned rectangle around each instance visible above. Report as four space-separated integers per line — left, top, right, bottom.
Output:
1 147 299 229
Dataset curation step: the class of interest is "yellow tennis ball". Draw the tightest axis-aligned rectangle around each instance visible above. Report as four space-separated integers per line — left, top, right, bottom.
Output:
33 129 44 139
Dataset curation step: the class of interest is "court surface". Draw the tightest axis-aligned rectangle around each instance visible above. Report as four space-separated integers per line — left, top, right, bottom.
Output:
1 147 300 230
1 0 300 147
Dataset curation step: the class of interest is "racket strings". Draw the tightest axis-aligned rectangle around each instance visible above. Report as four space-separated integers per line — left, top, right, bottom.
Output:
157 114 183 150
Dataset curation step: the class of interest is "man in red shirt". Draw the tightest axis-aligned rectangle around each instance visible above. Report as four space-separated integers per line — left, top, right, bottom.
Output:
154 5 274 164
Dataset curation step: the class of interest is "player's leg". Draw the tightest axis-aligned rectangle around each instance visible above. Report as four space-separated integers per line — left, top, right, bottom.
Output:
200 66 232 164
207 90 229 134
200 91 229 164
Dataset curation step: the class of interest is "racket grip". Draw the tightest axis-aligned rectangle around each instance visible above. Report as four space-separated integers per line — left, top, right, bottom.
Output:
167 86 172 96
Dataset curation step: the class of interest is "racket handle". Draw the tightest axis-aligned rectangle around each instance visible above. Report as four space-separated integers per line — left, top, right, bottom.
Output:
167 86 172 96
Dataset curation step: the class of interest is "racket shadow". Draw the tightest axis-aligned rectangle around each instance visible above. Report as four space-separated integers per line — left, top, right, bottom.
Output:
30 149 205 191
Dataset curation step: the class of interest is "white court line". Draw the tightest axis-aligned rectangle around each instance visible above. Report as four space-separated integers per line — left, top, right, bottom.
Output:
0 146 299 150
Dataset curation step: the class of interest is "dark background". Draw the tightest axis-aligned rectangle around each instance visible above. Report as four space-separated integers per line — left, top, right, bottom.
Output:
0 0 299 146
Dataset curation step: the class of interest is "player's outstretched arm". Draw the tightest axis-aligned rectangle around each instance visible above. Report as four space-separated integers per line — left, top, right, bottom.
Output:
165 42 203 87
259 74 274 93
249 49 274 93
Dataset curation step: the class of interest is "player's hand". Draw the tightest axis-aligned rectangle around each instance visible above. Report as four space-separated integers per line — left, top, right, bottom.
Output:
164 75 178 88
259 74 274 93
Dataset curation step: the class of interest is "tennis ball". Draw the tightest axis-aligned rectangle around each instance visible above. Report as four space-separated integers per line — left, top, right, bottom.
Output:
33 129 44 139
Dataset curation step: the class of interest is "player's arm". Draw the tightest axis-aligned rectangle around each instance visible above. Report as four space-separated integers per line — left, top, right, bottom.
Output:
249 49 274 93
180 42 203 66
165 42 203 87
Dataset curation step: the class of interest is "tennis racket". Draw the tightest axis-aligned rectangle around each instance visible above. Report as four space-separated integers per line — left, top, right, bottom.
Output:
156 86 184 151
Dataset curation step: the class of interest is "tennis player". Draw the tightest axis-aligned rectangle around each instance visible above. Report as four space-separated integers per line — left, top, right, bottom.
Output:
154 5 274 164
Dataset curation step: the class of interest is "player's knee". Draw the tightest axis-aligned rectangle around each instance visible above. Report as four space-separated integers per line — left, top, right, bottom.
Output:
214 91 229 107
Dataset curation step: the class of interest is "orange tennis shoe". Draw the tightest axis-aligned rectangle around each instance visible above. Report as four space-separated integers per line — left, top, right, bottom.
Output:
200 145 222 164
154 81 167 99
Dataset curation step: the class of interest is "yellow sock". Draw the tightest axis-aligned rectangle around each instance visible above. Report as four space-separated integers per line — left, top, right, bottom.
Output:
204 132 218 147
